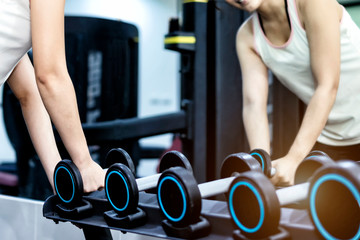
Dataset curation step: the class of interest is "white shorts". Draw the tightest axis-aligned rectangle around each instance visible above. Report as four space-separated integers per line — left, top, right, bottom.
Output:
0 0 32 86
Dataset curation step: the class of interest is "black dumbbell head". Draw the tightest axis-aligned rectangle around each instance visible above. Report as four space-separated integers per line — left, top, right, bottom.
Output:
306 150 330 159
54 159 83 205
249 149 272 177
159 151 193 173
294 154 335 184
105 148 135 174
220 152 262 179
308 160 360 240
227 171 280 238
157 167 201 227
105 163 139 216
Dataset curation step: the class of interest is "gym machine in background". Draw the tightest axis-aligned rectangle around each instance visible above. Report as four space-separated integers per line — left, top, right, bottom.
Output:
164 0 250 182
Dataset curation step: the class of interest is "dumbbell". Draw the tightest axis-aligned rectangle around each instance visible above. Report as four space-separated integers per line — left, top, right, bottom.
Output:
156 150 330 229
156 152 263 229
227 154 335 238
247 149 275 177
53 159 103 219
104 150 193 219
53 148 134 218
221 148 276 180
249 149 330 178
308 160 360 240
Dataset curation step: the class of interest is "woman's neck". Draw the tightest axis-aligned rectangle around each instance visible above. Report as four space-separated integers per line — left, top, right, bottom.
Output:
257 0 287 22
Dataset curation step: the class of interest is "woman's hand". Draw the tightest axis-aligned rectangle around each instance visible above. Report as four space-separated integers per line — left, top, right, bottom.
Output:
77 160 105 193
270 156 302 186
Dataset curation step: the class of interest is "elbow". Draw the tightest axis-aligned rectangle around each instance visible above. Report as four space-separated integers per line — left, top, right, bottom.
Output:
35 67 69 90
16 92 32 109
316 78 339 103
242 96 267 116
329 74 340 95
35 71 58 86
242 96 254 114
34 60 69 86
328 76 339 99
329 84 338 101
243 91 267 109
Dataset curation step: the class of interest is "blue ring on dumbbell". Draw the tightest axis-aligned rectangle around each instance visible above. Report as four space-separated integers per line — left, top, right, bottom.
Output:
54 166 75 203
158 176 187 223
106 170 130 212
310 173 360 240
250 152 265 173
229 181 265 233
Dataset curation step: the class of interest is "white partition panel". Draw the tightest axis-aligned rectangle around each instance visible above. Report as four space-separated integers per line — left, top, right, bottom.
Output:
0 194 163 240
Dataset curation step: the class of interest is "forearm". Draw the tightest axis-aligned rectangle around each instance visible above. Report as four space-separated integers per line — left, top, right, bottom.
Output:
287 86 337 162
36 74 92 168
20 93 61 187
243 103 271 153
30 0 92 168
6 56 61 188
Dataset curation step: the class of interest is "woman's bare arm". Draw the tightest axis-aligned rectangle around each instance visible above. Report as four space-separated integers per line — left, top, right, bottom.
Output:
29 0 104 192
271 0 341 185
237 19 271 153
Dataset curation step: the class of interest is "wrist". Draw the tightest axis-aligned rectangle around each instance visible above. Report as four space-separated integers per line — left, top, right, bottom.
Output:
286 148 308 164
72 154 94 170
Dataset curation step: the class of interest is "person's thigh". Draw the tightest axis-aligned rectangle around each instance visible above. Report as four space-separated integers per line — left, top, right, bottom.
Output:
0 0 32 85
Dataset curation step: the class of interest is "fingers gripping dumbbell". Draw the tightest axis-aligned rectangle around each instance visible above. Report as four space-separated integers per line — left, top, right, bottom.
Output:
53 164 103 219
53 148 133 219
157 152 262 233
227 154 334 238
249 149 331 179
104 150 193 220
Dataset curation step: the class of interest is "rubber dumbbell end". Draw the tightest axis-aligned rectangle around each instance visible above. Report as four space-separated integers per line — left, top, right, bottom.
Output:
221 152 262 179
250 149 273 177
54 159 83 206
157 167 201 227
105 163 139 216
309 160 360 240
159 151 193 173
105 148 135 174
227 171 280 238
294 155 334 185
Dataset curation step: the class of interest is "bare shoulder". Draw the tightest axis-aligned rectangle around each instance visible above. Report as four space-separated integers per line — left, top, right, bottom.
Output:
236 15 255 51
296 0 342 23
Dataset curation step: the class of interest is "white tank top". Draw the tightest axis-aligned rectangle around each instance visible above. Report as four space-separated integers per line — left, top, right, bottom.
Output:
252 0 360 146
0 0 32 85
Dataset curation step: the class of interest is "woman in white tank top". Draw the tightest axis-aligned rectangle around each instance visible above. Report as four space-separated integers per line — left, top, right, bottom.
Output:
226 0 360 186
0 0 104 192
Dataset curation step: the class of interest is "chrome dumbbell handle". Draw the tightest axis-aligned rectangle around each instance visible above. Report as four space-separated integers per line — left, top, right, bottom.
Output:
276 182 310 206
198 177 236 199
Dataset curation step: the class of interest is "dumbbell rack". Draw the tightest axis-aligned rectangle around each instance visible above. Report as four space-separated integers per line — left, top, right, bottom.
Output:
43 192 321 240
